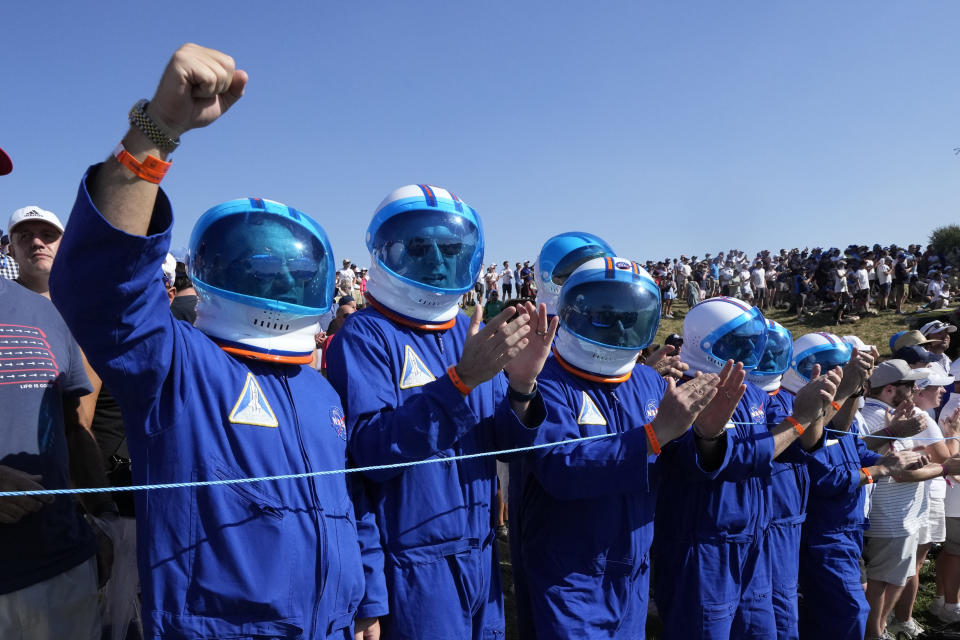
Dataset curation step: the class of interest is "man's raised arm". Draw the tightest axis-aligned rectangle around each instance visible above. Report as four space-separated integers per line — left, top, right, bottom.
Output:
89 44 246 235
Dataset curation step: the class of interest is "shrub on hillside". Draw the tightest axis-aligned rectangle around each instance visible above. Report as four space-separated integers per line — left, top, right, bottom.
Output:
929 224 960 266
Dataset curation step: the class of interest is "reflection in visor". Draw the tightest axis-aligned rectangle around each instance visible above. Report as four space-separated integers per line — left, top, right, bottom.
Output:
560 280 660 350
248 255 319 282
709 315 767 368
192 214 329 309
371 210 481 291
552 244 612 286
796 350 850 381
756 331 792 375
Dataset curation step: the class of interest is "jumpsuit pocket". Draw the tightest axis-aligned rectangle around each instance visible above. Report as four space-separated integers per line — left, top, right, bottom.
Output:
186 466 296 623
323 497 365 635
530 548 633 633
702 600 738 624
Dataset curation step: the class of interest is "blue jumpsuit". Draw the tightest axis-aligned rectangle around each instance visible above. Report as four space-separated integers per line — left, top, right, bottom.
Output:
510 358 669 638
763 391 809 640
50 169 372 640
325 306 543 640
653 382 777 639
798 417 880 640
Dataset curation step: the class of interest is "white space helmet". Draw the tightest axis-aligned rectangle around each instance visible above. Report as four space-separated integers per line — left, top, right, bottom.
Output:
554 256 661 379
680 297 768 374
781 332 852 393
535 232 615 316
188 197 335 364
365 184 483 324
746 319 793 392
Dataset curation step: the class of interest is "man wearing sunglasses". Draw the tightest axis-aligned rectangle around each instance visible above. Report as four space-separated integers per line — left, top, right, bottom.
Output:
49 44 373 639
326 184 557 639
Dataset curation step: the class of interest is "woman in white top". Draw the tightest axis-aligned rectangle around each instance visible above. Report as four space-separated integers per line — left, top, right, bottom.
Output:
893 370 957 630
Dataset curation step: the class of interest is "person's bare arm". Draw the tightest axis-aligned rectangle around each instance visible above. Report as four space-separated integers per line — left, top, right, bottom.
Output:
89 44 247 235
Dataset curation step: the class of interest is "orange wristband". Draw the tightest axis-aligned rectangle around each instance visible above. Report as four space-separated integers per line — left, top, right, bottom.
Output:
785 416 805 436
447 365 472 395
113 142 171 184
644 423 661 456
861 467 873 484
830 401 842 412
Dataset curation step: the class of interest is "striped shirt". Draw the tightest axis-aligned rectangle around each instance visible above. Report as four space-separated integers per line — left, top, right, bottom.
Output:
862 398 926 537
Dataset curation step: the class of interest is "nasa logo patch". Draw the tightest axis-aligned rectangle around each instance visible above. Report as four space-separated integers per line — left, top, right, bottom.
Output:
750 405 765 422
645 400 659 421
330 407 347 441
616 261 630 270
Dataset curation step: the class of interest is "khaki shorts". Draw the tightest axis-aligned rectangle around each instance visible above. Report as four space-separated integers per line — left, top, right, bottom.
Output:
863 532 919 586
0 556 99 640
945 517 960 555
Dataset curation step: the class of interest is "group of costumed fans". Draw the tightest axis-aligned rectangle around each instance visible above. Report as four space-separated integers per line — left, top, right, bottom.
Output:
21 43 948 640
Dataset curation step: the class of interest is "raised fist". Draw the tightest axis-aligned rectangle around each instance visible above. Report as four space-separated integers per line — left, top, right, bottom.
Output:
147 43 248 139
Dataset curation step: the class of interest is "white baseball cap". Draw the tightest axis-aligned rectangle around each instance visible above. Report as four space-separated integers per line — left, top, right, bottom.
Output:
920 320 957 337
916 369 955 388
8 206 64 235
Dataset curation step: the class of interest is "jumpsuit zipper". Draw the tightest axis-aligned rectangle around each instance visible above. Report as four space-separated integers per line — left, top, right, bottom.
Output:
280 371 327 638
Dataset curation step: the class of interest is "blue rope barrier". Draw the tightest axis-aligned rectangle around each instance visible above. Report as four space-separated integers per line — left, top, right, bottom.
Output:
0 432 617 498
3 417 954 498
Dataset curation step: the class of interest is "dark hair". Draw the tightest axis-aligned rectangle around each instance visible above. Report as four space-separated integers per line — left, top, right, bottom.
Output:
174 274 193 291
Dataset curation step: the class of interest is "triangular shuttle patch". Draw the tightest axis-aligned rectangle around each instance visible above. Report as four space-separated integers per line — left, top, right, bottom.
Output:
577 391 607 425
228 373 279 427
399 345 436 389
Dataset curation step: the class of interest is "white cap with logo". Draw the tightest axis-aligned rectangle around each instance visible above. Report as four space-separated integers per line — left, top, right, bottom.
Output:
8 206 64 234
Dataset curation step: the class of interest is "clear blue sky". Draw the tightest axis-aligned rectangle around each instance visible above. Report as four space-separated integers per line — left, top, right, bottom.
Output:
3 2 959 268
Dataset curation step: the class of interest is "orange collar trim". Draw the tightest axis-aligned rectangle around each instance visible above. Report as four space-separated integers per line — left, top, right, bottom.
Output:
366 294 457 331
553 349 633 384
218 344 313 365
767 388 781 397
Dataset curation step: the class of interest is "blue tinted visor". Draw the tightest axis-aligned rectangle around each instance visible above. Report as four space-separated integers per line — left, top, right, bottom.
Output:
700 306 768 370
754 327 793 376
559 275 661 350
370 210 481 293
191 212 332 311
795 342 852 382
551 243 614 286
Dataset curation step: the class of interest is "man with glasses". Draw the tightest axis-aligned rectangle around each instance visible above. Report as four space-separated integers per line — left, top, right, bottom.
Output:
326 184 557 639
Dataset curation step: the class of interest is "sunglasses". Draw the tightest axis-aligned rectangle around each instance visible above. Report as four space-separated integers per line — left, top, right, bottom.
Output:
405 238 462 258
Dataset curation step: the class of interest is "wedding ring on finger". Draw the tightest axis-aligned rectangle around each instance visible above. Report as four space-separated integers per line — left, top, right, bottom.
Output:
536 330 548 337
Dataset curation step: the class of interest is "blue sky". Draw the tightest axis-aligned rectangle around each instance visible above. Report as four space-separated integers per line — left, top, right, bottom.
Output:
3 2 959 268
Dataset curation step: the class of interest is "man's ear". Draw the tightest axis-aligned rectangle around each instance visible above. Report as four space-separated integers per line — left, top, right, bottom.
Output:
167 286 177 305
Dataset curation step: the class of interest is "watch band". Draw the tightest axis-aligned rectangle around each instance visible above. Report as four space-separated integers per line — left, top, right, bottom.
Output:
128 99 180 153
507 382 538 403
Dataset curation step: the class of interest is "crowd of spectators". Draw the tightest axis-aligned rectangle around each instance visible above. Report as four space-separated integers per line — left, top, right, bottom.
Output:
644 245 955 324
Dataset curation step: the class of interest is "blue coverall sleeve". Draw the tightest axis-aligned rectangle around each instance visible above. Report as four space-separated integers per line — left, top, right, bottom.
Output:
530 381 651 500
713 424 776 481
856 437 882 468
326 322 486 481
809 450 861 498
348 473 389 619
659 428 733 480
493 376 544 459
49 167 180 419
